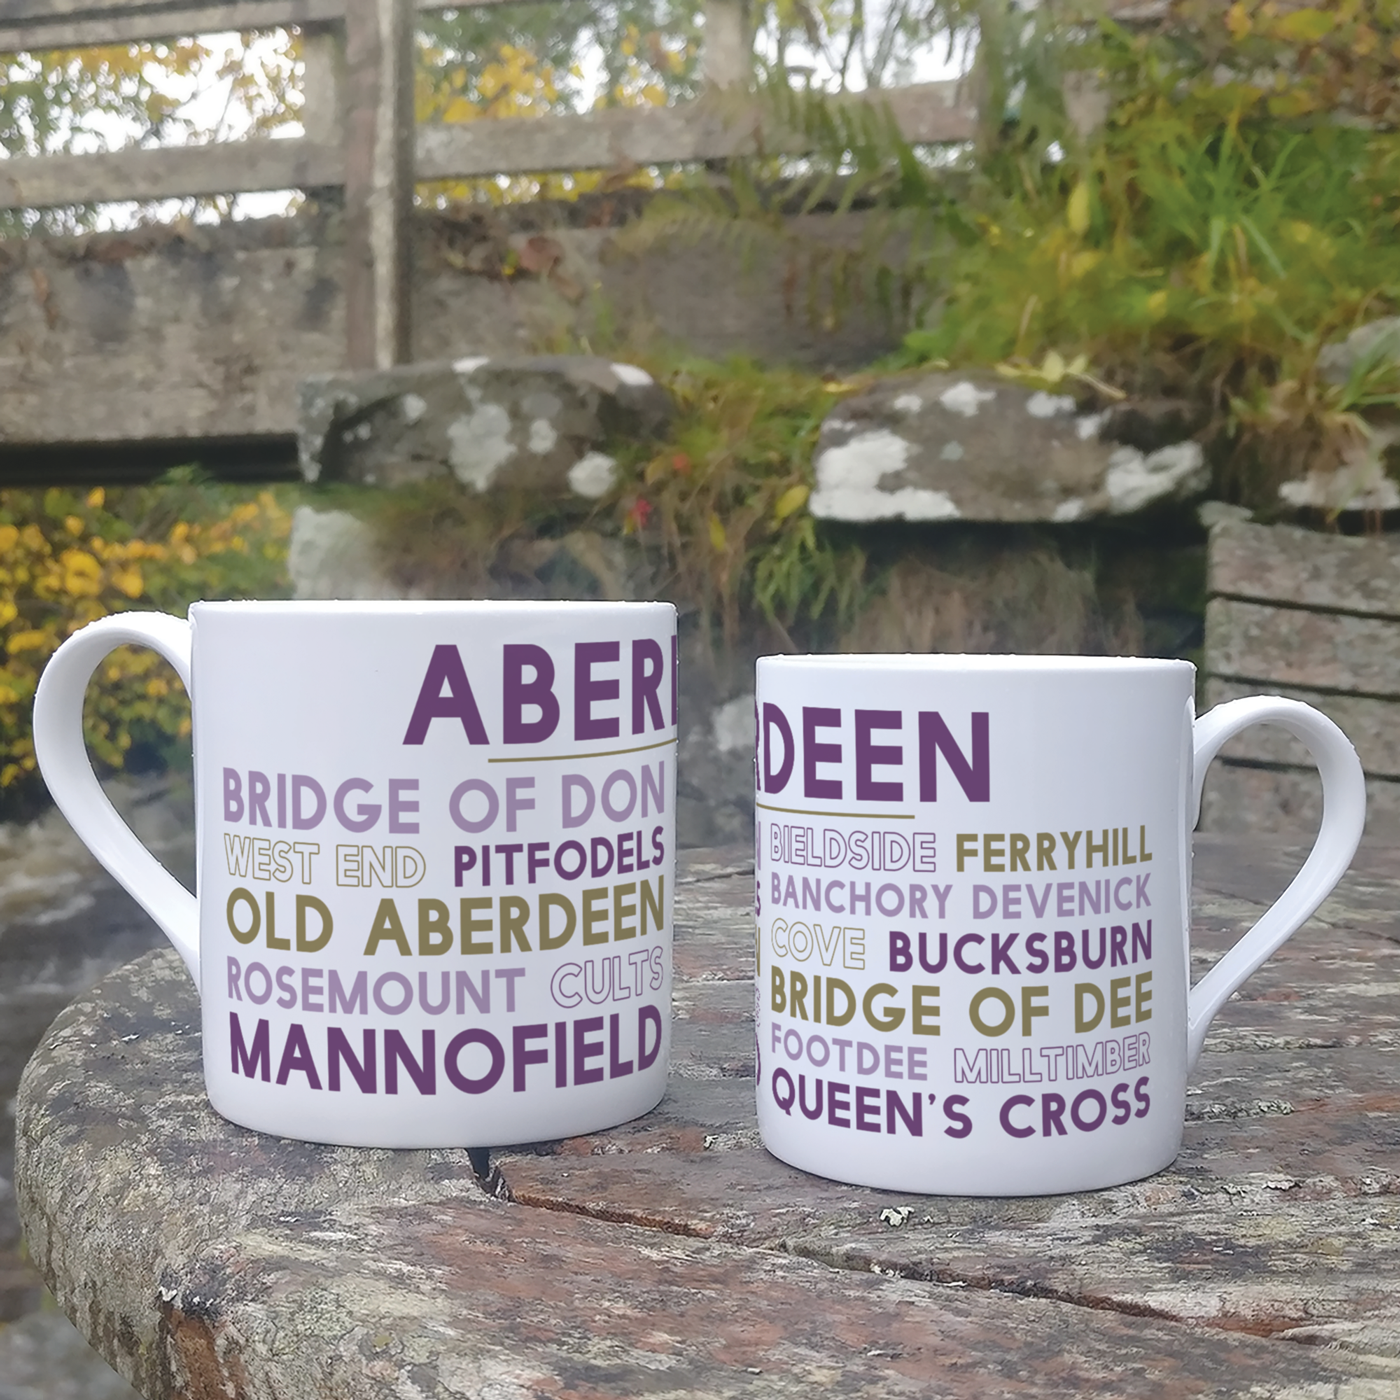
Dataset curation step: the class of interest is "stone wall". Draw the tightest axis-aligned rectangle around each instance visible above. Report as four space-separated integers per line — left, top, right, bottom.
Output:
1201 519 1400 837
0 200 900 469
287 502 1210 850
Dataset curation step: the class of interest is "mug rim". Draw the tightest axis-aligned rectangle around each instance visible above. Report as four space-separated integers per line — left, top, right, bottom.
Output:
758 652 1194 674
188 599 674 616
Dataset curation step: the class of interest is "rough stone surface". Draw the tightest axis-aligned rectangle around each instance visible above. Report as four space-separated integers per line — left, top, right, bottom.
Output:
0 778 192 1397
286 506 402 601
1199 758 1400 838
1209 519 1400 618
1207 596 1400 696
1203 520 1400 836
676 687 755 848
15 839 1400 1398
0 204 903 455
297 355 671 492
810 373 1208 523
1205 677 1400 781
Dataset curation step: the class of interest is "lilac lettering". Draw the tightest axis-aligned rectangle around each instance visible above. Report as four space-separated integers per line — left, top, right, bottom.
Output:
224 768 243 822
335 778 380 833
292 774 326 830
388 779 419 834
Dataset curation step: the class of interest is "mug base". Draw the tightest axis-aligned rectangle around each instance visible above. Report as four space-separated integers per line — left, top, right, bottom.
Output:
205 1069 668 1149
759 1134 1182 1197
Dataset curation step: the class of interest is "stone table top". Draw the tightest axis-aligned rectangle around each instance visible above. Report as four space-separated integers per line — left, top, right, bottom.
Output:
16 838 1400 1399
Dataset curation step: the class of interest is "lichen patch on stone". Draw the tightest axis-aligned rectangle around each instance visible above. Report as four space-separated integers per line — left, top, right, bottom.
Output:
611 363 654 387
939 441 965 462
528 418 558 455
892 394 923 415
447 403 516 491
1052 498 1086 522
711 695 756 754
1075 413 1105 441
1026 391 1076 419
401 393 427 425
1279 470 1400 512
452 356 489 376
811 429 961 521
568 451 618 498
938 382 997 417
1105 441 1207 513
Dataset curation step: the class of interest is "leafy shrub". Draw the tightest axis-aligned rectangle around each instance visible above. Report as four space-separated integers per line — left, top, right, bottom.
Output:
636 1 1400 509
901 2 1400 504
0 482 290 803
611 355 872 655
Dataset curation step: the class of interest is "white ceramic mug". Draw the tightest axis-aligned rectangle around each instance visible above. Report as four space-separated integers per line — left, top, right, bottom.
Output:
753 655 1365 1195
35 601 677 1148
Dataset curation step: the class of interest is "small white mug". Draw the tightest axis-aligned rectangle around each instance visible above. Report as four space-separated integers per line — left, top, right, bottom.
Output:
35 600 677 1148
753 655 1365 1195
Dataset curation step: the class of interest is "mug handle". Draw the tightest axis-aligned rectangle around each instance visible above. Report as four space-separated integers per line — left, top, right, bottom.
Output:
1186 696 1366 1067
33 612 199 982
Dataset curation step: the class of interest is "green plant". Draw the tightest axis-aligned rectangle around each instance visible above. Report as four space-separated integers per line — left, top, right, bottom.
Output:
0 479 291 802
900 2 1400 503
611 355 873 654
633 2 1400 509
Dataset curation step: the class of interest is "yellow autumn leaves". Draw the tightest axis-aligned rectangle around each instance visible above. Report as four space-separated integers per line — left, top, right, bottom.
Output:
0 487 291 790
415 24 695 207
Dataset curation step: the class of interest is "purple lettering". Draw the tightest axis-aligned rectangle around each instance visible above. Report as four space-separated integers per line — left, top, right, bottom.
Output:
803 707 842 800
574 641 620 740
761 703 794 794
502 644 560 744
918 712 990 802
403 645 489 745
855 710 902 802
631 638 665 735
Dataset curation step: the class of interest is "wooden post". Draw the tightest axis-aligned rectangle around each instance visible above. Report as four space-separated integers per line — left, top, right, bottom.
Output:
701 0 750 89
343 0 414 370
299 21 344 149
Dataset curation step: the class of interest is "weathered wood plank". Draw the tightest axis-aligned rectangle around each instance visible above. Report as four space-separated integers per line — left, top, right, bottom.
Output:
701 0 748 88
298 22 344 149
415 83 977 180
0 0 340 51
343 0 413 368
1205 596 1400 696
0 84 972 211
0 0 1278 54
1203 676 1400 779
1208 519 1400 619
0 138 342 210
0 0 533 54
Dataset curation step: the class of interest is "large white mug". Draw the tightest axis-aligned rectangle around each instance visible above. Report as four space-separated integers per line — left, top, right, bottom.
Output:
753 655 1365 1195
35 601 677 1147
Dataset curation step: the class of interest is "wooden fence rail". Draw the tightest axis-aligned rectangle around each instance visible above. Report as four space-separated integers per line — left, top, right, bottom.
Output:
0 0 980 369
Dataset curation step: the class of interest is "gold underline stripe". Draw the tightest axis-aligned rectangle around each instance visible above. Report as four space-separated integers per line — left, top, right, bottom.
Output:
755 801 915 820
488 736 678 763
